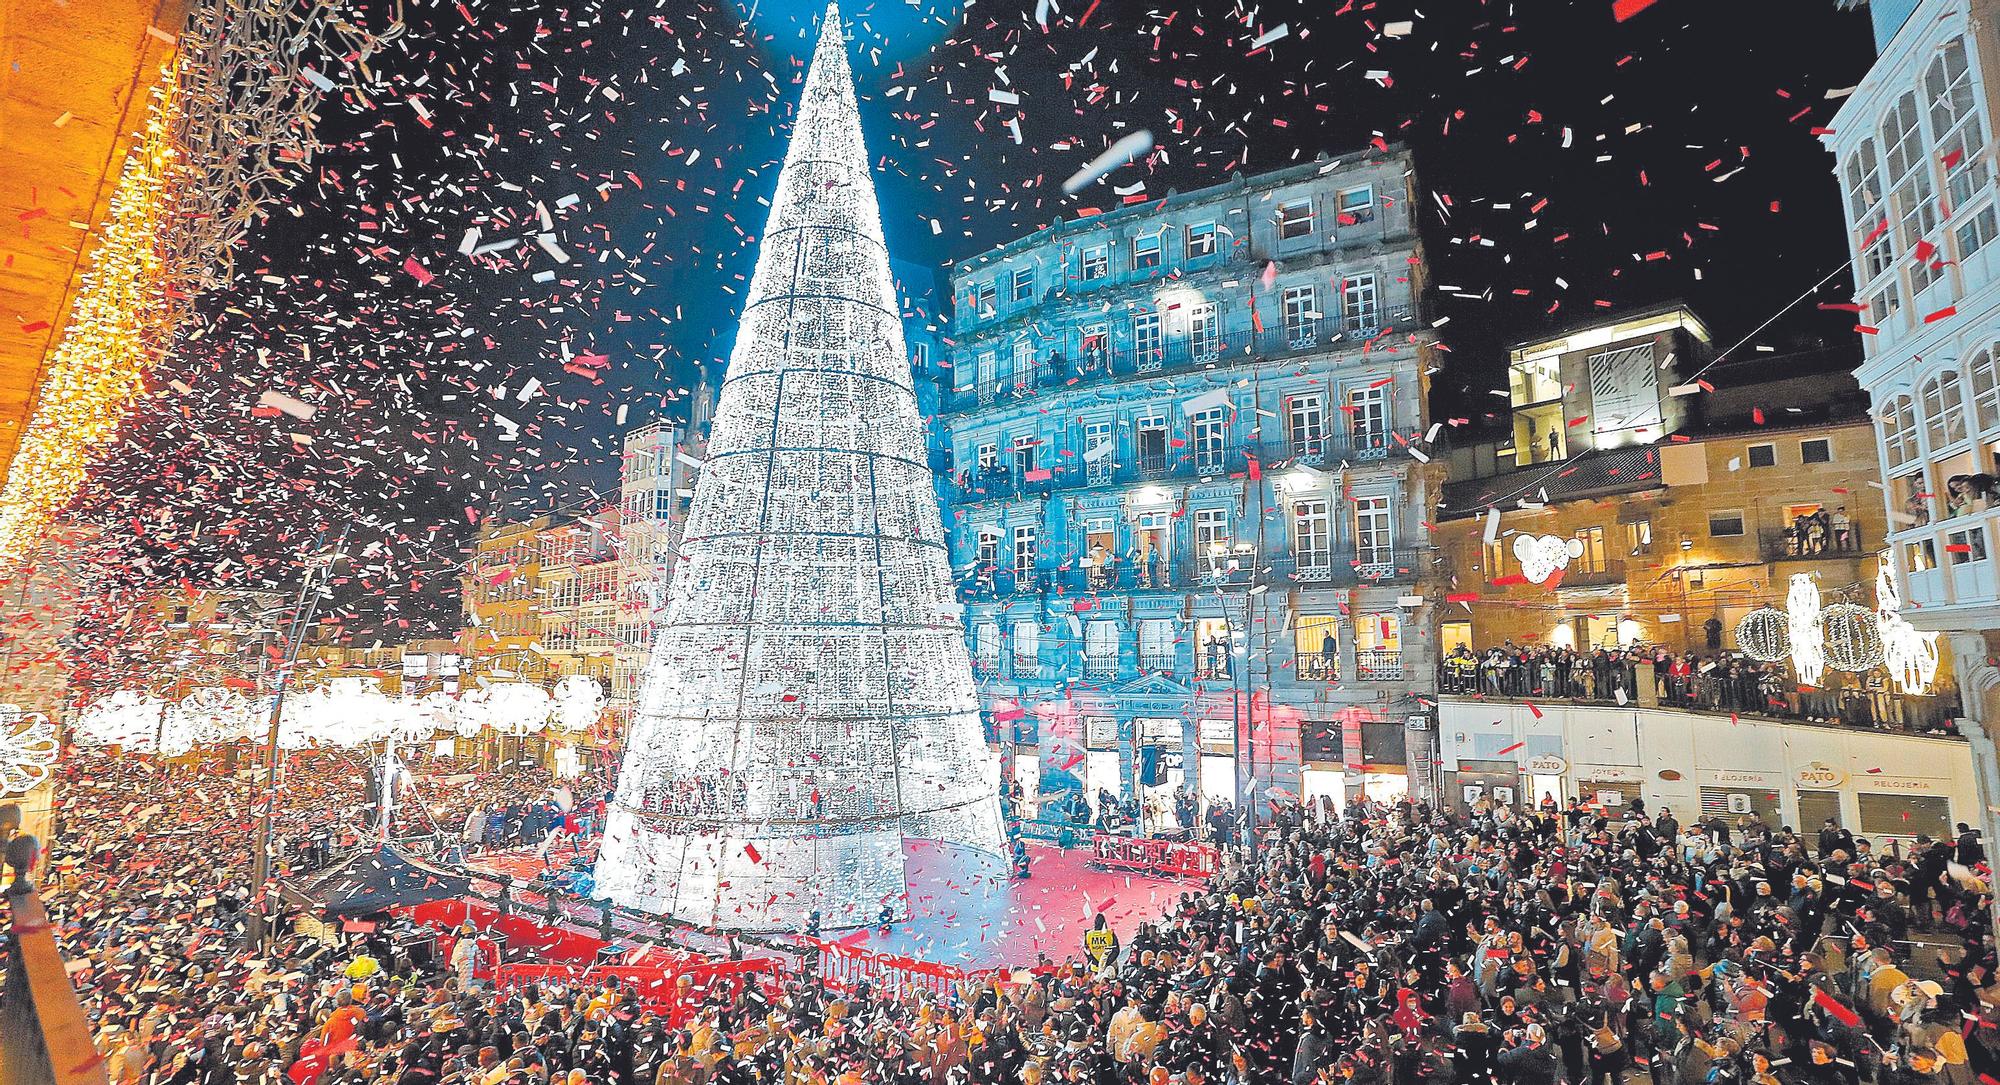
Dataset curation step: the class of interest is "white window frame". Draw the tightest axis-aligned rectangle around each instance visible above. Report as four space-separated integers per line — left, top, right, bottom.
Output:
1348 385 1388 450
1013 524 1037 574
1747 442 1778 469
1010 266 1035 303
1288 392 1326 454
1186 222 1218 259
1343 274 1381 331
1131 232 1163 271
1133 311 1164 364
1922 370 1968 450
1080 244 1108 282
1972 348 2000 434
1281 284 1318 343
1337 185 1375 224
1191 407 1228 472
1277 199 1315 241
1353 495 1392 565
1293 499 1332 571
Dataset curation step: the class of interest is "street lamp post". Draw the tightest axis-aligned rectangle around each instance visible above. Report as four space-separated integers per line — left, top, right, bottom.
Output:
244 526 349 947
1219 590 1256 860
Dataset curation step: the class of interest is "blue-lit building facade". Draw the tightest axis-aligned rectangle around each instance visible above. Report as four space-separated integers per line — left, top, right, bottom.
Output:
935 149 1444 827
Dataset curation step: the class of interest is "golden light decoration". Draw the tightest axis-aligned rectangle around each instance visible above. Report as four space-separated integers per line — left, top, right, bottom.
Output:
0 0 397 562
0 71 186 561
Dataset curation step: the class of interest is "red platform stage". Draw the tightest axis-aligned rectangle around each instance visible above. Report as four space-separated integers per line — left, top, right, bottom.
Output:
469 837 1208 971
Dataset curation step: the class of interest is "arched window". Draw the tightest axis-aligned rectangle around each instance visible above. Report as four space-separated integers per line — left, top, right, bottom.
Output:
1970 348 2000 433
1882 394 1920 468
1921 370 1967 449
1927 39 1989 207
1846 139 1891 281
1883 92 1942 290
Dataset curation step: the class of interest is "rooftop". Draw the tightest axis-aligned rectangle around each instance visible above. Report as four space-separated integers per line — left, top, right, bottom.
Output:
952 143 1412 276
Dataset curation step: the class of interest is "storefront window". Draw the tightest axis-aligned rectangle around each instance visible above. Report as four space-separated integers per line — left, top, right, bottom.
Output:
1858 792 1951 838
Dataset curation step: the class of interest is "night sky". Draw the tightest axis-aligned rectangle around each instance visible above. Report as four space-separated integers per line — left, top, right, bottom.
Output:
68 0 1879 645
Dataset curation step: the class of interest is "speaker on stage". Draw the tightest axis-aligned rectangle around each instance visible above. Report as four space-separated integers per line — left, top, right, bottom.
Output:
1139 746 1164 787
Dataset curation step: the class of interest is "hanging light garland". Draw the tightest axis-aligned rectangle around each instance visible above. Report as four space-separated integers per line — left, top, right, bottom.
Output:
0 1 398 561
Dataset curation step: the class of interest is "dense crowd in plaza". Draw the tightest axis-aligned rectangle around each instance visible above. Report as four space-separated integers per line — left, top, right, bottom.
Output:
11 746 1999 1085
1437 645 1962 733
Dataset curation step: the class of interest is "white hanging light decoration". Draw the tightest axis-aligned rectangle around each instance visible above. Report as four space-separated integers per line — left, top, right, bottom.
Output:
1821 602 1886 672
1735 607 1791 662
172 686 258 746
0 705 58 796
1786 573 1825 687
549 675 606 733
470 682 552 738
74 690 173 752
1876 563 1941 693
284 677 398 748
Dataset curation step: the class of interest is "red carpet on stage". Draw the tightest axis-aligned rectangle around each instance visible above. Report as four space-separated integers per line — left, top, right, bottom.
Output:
471 839 1202 970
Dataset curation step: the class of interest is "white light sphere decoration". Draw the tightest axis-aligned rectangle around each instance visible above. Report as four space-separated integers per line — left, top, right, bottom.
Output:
1786 573 1825 687
1735 607 1792 662
1821 602 1886 672
550 675 606 733
0 704 58 796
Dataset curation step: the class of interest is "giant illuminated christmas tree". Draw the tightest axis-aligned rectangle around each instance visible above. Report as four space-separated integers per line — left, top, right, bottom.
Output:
593 3 1005 932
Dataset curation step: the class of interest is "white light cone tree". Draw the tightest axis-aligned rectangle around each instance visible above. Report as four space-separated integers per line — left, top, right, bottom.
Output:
593 3 1004 931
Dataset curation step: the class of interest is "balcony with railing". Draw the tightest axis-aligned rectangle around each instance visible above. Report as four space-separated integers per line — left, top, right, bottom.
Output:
1556 559 1626 590
1082 653 1119 678
1255 435 1397 471
1356 648 1403 681
1296 654 1338 682
1138 651 1178 673
1180 545 1429 590
941 305 1418 414
1756 526 1868 563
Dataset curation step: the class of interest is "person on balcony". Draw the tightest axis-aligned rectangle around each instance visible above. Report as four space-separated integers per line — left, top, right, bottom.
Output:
1832 506 1853 551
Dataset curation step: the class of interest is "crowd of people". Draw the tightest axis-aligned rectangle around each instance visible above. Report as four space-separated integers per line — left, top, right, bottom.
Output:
13 744 2000 1085
1437 643 1961 733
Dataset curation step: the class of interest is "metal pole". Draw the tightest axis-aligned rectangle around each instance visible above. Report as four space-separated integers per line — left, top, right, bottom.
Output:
245 525 348 946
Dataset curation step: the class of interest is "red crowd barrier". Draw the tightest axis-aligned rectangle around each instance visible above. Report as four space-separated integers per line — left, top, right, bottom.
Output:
795 936 1001 1004
489 957 780 1028
1088 834 1220 878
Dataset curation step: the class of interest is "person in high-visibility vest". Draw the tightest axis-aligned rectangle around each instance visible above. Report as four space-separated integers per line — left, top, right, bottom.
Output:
1084 912 1118 971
